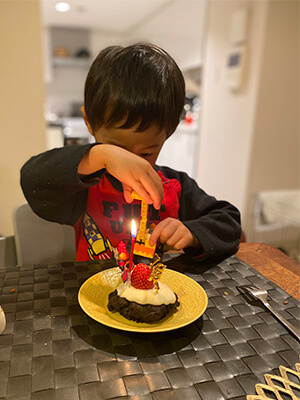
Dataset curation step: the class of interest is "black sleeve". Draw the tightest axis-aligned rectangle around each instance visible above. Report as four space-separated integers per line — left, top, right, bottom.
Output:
21 144 105 225
158 166 242 264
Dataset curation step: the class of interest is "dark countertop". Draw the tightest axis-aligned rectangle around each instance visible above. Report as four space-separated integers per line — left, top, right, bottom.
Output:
0 254 299 400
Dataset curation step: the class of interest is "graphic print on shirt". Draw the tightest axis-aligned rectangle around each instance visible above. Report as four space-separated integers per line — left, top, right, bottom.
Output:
75 172 181 262
83 212 113 260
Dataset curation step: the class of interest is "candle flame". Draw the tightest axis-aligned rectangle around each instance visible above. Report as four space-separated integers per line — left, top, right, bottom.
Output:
131 219 137 238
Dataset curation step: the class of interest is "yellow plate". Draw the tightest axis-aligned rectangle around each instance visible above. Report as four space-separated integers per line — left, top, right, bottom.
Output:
78 267 208 333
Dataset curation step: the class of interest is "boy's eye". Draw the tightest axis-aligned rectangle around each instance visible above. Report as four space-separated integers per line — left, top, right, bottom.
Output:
140 153 152 158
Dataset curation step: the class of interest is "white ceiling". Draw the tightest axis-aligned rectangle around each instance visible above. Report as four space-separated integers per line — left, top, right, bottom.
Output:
41 0 173 33
41 0 207 71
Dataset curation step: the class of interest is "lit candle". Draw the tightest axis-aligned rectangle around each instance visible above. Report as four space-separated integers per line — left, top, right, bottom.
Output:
128 219 137 272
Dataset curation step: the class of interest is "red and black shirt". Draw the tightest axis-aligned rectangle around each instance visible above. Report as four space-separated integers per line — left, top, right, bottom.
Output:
21 144 241 265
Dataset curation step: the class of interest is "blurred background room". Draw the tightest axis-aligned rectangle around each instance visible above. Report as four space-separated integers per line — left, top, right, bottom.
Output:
0 0 299 264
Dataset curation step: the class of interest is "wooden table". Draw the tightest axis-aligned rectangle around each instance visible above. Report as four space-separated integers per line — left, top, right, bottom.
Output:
236 242 300 301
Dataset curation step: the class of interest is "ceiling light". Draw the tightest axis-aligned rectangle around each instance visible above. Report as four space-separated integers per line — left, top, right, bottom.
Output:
55 2 70 12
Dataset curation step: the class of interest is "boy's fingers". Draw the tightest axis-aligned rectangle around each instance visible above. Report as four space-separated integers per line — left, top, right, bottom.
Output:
150 218 195 250
149 186 163 210
150 192 162 210
169 229 195 250
123 180 158 208
139 171 163 210
122 184 133 204
131 182 154 205
172 238 187 251
122 164 164 210
149 219 169 245
149 228 160 246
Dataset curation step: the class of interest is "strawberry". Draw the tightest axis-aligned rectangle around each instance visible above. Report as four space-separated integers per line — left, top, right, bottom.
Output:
130 263 154 290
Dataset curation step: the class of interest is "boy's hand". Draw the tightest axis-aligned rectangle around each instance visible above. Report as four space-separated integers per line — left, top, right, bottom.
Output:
78 144 163 209
100 145 163 209
149 218 199 250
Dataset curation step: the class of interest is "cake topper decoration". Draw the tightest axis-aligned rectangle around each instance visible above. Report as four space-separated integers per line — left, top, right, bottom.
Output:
148 254 167 292
116 241 129 282
114 239 167 291
131 191 157 258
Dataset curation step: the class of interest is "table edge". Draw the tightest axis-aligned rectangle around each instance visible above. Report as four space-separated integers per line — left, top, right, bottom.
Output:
236 242 300 301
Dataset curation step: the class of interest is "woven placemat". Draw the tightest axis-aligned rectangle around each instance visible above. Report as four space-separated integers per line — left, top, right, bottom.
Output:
0 254 299 400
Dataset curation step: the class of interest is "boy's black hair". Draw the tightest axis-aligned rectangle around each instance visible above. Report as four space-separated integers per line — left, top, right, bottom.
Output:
84 43 185 138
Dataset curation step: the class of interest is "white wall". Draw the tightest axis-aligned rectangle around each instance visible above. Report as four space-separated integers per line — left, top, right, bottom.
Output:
245 0 300 236
0 0 46 236
126 0 208 71
196 0 299 238
90 31 128 59
196 0 269 212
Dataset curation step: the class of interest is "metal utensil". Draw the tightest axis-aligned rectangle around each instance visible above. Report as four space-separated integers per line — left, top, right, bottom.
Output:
239 285 300 341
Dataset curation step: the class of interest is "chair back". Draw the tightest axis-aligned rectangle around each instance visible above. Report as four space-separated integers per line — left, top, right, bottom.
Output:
0 236 17 268
13 204 76 265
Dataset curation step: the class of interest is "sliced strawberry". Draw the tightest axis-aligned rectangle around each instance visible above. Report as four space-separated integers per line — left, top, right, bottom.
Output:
131 263 154 290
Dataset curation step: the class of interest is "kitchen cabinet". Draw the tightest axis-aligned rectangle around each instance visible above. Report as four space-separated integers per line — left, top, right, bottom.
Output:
52 57 92 68
45 27 91 117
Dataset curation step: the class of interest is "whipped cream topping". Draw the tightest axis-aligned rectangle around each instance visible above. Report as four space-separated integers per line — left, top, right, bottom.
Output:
116 282 176 305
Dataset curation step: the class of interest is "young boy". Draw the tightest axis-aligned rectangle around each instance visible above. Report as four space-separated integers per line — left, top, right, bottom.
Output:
21 43 241 264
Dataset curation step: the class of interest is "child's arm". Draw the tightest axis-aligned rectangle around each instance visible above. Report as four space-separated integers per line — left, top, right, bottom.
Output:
150 166 241 263
21 144 163 225
21 144 103 225
78 144 163 210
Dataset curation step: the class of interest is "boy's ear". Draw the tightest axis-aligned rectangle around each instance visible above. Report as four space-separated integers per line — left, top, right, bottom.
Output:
81 106 94 135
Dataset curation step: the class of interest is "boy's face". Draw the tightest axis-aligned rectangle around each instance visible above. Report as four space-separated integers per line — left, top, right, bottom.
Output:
82 109 167 167
95 125 166 166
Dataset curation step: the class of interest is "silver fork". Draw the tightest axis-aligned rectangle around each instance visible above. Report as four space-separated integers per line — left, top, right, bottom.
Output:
239 285 300 341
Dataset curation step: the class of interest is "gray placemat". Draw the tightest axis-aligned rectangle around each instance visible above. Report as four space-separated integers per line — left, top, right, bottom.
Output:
0 254 299 400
